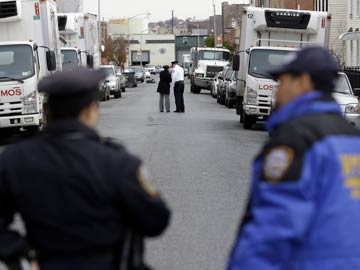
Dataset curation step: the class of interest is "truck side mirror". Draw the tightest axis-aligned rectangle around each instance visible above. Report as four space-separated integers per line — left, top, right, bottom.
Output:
233 54 240 71
46 50 57 71
87 55 94 68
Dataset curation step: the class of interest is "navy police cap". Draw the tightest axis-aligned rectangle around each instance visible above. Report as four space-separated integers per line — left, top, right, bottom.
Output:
268 46 339 78
38 68 106 96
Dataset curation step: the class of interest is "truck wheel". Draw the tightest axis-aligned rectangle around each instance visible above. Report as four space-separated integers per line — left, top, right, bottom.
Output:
236 97 243 115
243 113 254 130
122 87 126 92
114 91 121 99
220 94 225 105
226 99 233 109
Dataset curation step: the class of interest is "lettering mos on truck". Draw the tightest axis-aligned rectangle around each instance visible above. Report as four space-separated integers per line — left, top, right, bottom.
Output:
0 0 62 134
232 7 330 129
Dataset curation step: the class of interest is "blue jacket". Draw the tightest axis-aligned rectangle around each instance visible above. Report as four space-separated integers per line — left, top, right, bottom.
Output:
228 91 360 270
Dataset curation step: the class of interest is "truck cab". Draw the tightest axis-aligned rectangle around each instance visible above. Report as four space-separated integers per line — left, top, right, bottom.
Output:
190 47 230 94
0 0 61 134
233 7 330 129
61 47 81 71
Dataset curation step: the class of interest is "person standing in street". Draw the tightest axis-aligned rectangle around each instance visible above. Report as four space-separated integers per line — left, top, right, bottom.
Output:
157 65 172 112
171 60 185 113
0 68 171 270
228 47 360 270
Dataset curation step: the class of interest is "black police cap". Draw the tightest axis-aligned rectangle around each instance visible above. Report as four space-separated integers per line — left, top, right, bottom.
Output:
38 68 106 96
268 46 339 79
171 60 178 65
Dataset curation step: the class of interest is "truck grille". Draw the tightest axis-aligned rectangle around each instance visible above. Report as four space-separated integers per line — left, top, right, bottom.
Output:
206 66 223 78
0 1 18 19
0 101 22 115
258 95 272 107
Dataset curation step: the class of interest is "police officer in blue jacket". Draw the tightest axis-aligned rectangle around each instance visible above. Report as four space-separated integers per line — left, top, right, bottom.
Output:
228 46 360 270
0 68 170 270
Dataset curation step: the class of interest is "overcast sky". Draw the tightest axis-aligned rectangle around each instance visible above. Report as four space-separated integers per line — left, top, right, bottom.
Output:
84 0 249 21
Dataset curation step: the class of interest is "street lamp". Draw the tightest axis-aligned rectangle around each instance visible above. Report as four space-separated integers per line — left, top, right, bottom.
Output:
127 12 151 67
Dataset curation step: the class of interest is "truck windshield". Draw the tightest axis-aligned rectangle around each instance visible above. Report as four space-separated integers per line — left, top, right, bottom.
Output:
0 45 34 81
61 50 79 71
199 50 230 61
249 49 292 79
334 73 352 94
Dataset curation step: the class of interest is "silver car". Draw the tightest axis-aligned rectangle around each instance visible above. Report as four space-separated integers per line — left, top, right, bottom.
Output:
99 65 122 99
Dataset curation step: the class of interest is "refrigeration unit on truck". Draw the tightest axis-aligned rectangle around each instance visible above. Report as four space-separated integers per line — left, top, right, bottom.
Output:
232 7 330 129
0 0 61 133
190 47 230 94
58 12 100 70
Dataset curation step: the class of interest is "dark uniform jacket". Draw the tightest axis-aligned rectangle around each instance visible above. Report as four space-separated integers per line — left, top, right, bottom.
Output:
0 120 170 269
157 70 172 95
228 91 360 270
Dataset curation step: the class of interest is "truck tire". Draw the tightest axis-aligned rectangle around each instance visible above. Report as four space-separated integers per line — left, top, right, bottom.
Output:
236 97 243 115
114 90 121 99
122 87 126 92
243 113 254 130
219 94 225 105
191 84 201 94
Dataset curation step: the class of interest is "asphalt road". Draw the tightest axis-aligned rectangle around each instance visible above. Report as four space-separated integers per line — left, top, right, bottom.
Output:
97 79 267 270
0 78 267 270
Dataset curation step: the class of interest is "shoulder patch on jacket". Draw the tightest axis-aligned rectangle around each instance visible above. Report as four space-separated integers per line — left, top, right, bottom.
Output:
263 146 295 183
136 165 159 197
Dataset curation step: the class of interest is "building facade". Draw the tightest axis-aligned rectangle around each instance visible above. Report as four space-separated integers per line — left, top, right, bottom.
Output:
175 35 208 64
128 34 175 66
222 2 248 49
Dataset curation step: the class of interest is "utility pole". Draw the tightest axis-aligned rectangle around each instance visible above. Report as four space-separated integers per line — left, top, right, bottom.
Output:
172 10 174 34
98 0 101 61
213 0 216 48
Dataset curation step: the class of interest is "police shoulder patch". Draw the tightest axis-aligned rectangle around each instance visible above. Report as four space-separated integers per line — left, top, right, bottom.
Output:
136 165 159 197
263 146 295 184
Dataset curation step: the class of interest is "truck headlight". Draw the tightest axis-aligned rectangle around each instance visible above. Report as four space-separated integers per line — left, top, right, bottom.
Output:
195 73 204 78
346 104 360 114
22 91 38 114
246 87 257 105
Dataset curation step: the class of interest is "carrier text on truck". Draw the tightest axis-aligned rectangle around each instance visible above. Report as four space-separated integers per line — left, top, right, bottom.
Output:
0 0 61 134
233 7 330 129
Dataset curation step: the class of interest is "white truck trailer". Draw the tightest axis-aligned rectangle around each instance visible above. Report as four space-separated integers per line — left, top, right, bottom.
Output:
0 0 61 134
58 12 100 70
233 7 330 129
190 47 230 94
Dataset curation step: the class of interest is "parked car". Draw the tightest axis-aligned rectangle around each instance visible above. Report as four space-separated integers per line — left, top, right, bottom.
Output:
145 70 156 83
116 68 126 92
217 67 232 105
225 70 237 108
131 66 146 83
333 72 360 127
98 80 110 102
154 65 164 74
210 72 222 99
124 68 137 88
99 65 121 98
145 64 156 74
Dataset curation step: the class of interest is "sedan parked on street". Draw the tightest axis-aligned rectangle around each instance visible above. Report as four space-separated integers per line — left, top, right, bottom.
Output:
131 66 146 83
211 72 222 99
99 65 121 98
124 68 137 88
225 70 237 108
116 68 126 92
217 67 232 105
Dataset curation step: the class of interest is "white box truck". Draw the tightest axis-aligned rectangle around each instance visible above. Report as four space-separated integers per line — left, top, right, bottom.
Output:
233 7 330 129
58 12 100 70
0 0 61 134
190 47 230 94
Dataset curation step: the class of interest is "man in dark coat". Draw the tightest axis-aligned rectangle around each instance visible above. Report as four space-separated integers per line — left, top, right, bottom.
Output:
0 68 171 270
157 65 172 112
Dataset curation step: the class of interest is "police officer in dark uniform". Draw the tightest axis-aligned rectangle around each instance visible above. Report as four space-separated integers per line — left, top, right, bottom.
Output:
0 68 171 270
228 47 360 269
